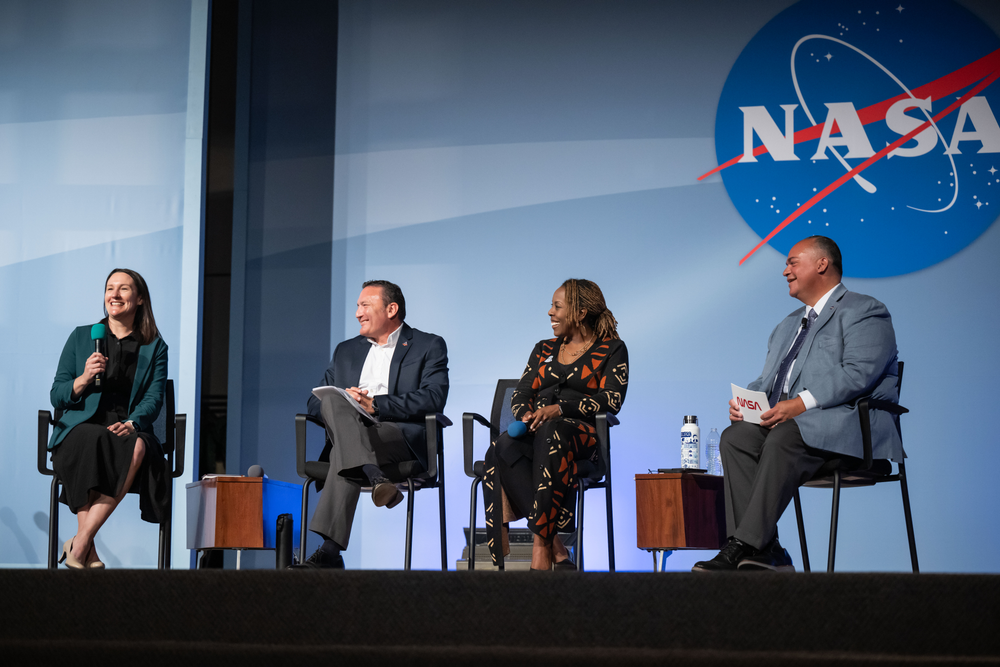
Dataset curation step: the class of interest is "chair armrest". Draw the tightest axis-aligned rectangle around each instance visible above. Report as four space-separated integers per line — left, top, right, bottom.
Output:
462 412 492 479
173 414 187 479
867 399 908 415
857 398 907 471
38 410 54 476
429 412 453 429
424 413 452 480
295 413 325 480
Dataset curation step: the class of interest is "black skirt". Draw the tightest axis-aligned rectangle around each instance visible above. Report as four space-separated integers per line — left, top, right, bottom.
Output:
51 410 168 524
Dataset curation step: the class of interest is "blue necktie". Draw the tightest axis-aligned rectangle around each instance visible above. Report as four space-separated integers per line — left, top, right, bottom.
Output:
768 308 818 408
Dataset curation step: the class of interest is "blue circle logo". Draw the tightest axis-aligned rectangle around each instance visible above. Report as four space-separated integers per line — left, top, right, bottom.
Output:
710 0 1000 277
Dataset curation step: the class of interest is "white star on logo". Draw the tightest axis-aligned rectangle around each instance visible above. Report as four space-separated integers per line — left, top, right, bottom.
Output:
824 53 833 61
976 200 984 209
990 166 997 176
896 4 905 13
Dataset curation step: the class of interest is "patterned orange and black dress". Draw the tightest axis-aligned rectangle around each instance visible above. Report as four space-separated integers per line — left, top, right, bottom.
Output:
484 335 628 566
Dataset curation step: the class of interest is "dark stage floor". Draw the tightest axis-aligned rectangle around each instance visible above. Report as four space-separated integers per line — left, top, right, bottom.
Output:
3 570 998 665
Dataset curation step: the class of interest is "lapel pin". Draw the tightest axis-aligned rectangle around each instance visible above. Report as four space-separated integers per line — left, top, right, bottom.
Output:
403 342 408 347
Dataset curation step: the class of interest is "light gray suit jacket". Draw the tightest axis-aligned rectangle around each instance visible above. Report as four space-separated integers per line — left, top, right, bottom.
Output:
747 284 903 461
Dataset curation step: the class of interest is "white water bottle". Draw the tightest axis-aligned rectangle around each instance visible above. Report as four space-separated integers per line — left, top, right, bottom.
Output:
681 416 701 469
706 428 723 476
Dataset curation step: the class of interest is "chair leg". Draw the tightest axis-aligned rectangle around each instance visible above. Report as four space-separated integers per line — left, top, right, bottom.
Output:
575 482 586 572
827 469 841 572
159 486 173 569
48 477 60 570
793 488 810 573
158 519 169 569
299 480 314 565
898 461 919 573
468 477 481 571
605 483 616 573
491 482 504 571
404 479 416 571
438 478 448 571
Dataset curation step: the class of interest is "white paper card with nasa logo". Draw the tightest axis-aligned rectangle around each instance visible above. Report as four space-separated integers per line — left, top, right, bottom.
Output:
730 384 770 425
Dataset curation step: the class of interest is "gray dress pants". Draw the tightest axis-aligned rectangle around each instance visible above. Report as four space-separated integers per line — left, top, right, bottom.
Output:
308 392 410 549
720 419 838 550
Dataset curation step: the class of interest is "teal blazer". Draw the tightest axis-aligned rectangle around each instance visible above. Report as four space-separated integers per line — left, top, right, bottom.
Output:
48 325 168 450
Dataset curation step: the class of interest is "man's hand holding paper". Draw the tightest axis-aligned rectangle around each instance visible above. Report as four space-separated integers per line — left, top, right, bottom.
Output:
730 384 770 425
344 387 375 414
759 396 806 428
312 385 379 422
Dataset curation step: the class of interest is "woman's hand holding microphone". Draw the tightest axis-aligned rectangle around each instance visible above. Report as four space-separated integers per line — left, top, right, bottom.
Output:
523 404 562 432
72 352 108 399
82 352 107 384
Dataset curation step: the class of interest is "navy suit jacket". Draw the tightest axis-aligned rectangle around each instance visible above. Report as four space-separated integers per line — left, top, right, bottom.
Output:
307 322 449 468
747 284 903 461
49 324 168 449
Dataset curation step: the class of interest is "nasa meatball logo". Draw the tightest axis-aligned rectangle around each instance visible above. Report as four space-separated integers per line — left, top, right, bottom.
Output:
707 0 1000 277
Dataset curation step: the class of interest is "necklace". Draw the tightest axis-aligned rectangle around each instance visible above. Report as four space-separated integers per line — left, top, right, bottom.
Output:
563 334 595 359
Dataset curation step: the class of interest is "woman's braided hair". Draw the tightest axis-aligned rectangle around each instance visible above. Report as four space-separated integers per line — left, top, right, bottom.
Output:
560 278 619 340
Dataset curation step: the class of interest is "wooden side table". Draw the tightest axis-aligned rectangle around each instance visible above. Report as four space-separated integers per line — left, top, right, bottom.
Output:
186 476 263 568
635 472 726 571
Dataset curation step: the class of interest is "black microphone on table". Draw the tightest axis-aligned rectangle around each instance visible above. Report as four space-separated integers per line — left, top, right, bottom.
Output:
247 465 268 479
91 323 106 387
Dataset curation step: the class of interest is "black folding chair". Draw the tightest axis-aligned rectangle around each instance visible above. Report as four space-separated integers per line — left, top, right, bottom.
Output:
295 411 451 570
792 361 917 572
37 379 186 569
463 379 618 571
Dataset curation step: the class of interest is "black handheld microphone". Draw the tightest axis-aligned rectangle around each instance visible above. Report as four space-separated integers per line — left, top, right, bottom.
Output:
248 464 267 479
91 323 106 387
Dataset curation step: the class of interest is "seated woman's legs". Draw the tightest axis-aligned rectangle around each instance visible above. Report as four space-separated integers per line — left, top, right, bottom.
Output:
72 437 146 564
484 434 536 566
527 419 597 569
486 421 595 569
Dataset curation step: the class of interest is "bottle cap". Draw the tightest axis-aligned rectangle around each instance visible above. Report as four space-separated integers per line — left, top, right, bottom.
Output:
683 415 698 424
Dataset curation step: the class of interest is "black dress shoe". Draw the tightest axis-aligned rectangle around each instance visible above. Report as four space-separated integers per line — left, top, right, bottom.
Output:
738 538 795 572
552 558 577 571
692 537 757 572
288 547 345 570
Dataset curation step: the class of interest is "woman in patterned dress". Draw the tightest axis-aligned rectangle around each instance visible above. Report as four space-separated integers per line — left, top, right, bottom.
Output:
484 278 628 570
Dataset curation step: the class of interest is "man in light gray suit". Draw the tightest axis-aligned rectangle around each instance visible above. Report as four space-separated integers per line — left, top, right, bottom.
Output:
694 236 901 572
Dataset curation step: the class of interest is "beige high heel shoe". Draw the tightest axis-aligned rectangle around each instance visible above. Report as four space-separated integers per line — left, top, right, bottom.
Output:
58 537 85 570
85 541 105 569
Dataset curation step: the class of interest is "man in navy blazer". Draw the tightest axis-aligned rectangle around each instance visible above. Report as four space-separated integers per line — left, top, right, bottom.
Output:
694 236 900 572
295 280 449 569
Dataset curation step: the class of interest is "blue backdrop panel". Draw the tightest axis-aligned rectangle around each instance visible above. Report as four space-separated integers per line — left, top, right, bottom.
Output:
0 0 205 568
226 0 338 569
318 0 1000 572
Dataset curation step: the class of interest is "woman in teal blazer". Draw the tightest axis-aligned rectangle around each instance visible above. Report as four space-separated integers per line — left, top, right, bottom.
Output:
48 268 168 569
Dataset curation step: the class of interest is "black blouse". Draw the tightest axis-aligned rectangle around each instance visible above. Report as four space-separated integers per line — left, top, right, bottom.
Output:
97 330 140 423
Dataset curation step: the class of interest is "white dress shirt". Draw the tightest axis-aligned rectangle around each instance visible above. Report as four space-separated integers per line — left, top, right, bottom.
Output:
358 324 402 397
780 283 841 411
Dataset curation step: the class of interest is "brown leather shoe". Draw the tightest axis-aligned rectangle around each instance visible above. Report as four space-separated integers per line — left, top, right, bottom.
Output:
372 481 404 508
